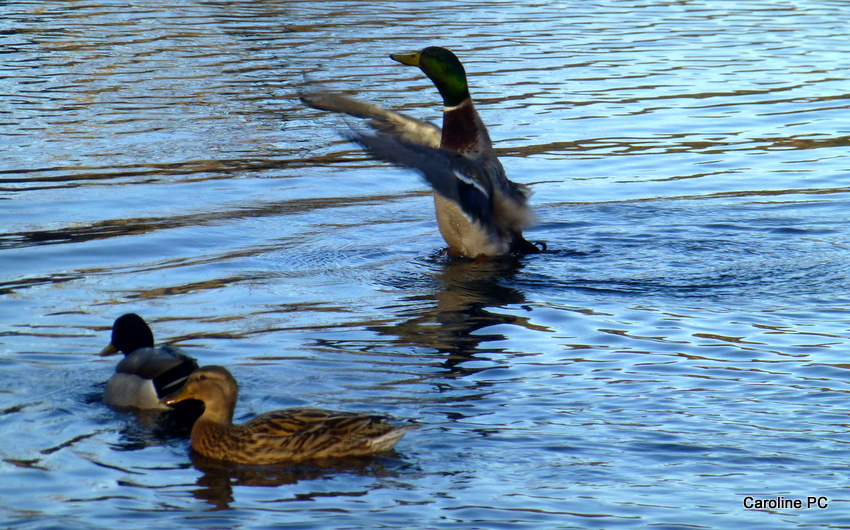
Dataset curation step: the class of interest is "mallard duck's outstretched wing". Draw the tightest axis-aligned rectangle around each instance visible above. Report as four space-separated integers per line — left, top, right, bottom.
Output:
349 130 541 256
301 91 441 148
346 130 497 227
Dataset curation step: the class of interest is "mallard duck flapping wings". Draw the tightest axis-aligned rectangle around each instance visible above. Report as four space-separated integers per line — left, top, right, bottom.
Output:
101 313 199 410
301 91 441 148
162 365 417 464
302 46 542 258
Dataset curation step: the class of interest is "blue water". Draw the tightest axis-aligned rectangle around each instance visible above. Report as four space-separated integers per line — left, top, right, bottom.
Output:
2 0 850 528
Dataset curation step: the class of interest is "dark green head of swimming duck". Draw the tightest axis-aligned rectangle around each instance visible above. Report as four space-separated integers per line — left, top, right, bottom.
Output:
391 46 471 107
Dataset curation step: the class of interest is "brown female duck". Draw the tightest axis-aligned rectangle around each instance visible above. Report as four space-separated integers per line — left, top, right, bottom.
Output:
162 365 416 464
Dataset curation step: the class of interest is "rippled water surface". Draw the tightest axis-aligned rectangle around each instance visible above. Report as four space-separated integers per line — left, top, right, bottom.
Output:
3 0 850 527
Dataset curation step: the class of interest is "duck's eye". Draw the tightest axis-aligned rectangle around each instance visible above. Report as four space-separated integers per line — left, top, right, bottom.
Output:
197 374 207 381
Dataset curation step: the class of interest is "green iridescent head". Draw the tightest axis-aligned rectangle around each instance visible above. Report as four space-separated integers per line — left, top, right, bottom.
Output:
391 46 470 107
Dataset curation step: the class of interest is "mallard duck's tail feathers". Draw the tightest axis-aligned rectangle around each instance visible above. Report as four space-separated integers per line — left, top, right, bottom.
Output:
347 131 494 227
510 236 544 254
301 92 441 148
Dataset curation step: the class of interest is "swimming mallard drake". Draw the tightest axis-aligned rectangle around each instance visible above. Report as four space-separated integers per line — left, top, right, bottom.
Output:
162 365 417 464
101 313 199 410
302 46 542 258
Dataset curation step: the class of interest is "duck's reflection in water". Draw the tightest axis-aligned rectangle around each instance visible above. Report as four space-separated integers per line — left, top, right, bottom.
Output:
189 450 413 510
107 404 202 452
371 256 547 373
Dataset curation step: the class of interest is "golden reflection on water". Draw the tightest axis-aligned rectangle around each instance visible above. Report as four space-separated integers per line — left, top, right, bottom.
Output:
190 451 408 510
370 258 554 368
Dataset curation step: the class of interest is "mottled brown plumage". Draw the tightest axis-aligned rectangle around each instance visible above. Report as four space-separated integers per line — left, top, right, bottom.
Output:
162 366 416 464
